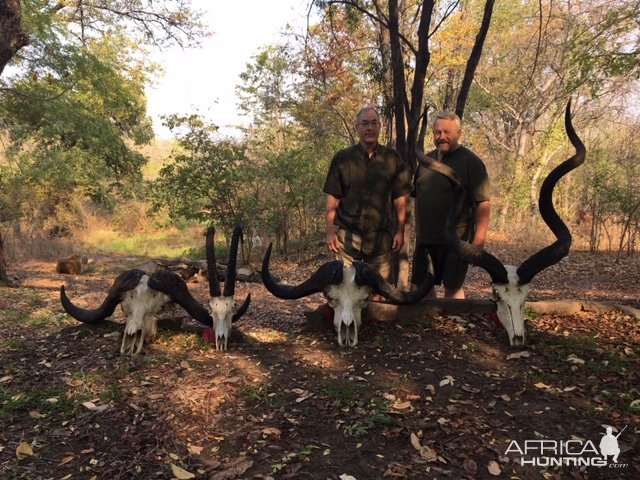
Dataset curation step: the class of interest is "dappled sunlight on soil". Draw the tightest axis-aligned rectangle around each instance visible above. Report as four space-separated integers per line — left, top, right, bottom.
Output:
0 243 638 479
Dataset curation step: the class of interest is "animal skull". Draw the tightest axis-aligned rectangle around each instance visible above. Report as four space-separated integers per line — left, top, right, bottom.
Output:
490 266 530 346
61 268 213 355
209 296 235 350
325 265 371 346
120 275 170 355
204 226 251 350
261 244 432 347
444 101 586 346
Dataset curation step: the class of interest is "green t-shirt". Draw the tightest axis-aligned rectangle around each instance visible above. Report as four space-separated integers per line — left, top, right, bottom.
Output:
323 143 412 234
414 145 490 244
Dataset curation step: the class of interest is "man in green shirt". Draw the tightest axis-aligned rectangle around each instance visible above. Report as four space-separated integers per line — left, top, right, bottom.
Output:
412 111 490 299
324 106 412 281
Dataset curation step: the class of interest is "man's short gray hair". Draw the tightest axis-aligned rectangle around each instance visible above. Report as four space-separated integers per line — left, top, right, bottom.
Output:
433 111 461 129
355 106 380 124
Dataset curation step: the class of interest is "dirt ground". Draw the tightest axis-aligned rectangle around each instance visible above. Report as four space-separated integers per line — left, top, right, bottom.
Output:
0 239 639 480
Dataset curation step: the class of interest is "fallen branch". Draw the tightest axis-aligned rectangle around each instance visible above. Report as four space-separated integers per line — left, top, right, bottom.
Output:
304 298 640 324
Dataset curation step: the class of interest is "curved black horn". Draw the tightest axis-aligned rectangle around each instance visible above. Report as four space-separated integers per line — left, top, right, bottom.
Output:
60 269 145 323
147 269 213 327
232 293 251 322
354 262 434 304
223 226 242 297
261 243 344 299
516 100 586 285
444 183 509 284
206 226 222 297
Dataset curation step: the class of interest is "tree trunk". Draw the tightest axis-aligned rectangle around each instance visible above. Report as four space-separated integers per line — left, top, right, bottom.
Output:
0 0 30 76
0 0 29 283
0 231 8 283
455 0 496 120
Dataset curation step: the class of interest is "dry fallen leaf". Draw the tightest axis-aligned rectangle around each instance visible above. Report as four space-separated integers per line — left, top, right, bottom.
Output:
16 441 33 459
180 360 191 369
487 460 501 476
58 454 75 466
463 457 478 476
383 462 407 478
410 432 422 450
506 351 531 360
339 475 357 480
223 376 241 384
187 445 203 455
419 445 438 462
296 392 313 403
170 463 195 479
391 400 412 412
261 427 282 437
209 458 254 480
439 375 455 387
566 354 585 365
81 401 110 412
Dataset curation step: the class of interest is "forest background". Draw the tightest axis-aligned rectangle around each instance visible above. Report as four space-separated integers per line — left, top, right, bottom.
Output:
1 0 639 282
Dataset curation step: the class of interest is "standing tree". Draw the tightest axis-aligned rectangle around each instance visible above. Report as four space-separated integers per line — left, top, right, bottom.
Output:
0 0 208 285
0 0 29 285
317 0 494 167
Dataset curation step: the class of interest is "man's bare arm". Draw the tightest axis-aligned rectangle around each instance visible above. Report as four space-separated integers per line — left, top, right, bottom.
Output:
326 194 341 253
473 200 490 248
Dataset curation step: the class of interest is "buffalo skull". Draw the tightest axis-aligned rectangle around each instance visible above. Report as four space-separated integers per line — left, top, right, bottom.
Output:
60 268 213 355
261 244 433 346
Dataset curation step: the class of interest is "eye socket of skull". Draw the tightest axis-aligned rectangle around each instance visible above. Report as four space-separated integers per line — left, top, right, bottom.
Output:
355 299 368 308
326 296 339 308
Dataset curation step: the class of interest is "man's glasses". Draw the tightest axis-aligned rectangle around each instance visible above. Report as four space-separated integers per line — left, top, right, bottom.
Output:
359 120 379 127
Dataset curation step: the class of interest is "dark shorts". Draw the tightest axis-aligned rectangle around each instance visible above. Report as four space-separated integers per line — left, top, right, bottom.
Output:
411 243 469 290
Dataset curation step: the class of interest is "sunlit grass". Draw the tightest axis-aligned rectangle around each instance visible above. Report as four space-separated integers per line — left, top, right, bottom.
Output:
80 227 206 258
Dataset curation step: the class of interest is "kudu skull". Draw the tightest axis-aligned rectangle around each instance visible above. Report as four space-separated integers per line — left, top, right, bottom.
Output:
261 244 433 346
60 269 213 355
445 101 586 346
204 226 251 350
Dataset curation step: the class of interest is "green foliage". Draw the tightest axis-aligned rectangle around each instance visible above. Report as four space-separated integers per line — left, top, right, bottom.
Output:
323 379 366 406
149 114 253 234
241 383 279 407
581 123 640 254
0 0 208 237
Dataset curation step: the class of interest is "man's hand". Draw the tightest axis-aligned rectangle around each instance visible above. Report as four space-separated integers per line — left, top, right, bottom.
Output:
471 238 485 249
392 231 404 251
327 230 340 253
